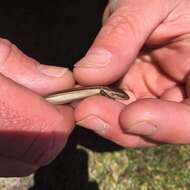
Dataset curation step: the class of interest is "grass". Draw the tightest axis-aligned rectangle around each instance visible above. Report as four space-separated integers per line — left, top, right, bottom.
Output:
1 143 190 189
79 144 190 190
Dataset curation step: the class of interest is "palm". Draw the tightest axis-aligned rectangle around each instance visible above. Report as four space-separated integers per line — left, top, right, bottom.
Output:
120 37 190 102
74 0 190 147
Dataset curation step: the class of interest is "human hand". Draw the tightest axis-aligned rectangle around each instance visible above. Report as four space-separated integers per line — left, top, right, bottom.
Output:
0 39 75 176
74 0 190 147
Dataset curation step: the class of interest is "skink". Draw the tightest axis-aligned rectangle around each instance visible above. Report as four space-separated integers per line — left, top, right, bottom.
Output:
45 86 129 105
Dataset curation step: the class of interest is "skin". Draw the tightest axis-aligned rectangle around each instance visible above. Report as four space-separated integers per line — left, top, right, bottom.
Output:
2 0 190 177
0 39 75 176
74 0 190 147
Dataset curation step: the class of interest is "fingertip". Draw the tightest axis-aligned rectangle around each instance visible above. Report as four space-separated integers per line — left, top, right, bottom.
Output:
120 98 190 144
120 99 154 124
74 96 125 137
46 68 75 93
33 66 76 95
0 38 75 95
75 95 125 121
61 69 76 89
55 105 75 135
74 48 123 86
161 86 185 102
74 66 109 86
74 96 155 147
119 99 161 135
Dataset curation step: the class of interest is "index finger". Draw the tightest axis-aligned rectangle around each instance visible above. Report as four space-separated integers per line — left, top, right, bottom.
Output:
74 0 177 86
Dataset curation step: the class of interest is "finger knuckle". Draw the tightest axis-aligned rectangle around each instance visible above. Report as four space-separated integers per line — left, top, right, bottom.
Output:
0 38 14 69
104 8 138 41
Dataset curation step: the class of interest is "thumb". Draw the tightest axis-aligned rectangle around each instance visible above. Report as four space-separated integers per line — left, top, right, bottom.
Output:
120 99 190 144
0 39 75 95
74 0 177 85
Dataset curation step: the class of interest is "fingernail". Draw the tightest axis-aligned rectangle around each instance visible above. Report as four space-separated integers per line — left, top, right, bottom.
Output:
76 115 109 135
126 121 157 136
38 65 69 77
75 48 112 68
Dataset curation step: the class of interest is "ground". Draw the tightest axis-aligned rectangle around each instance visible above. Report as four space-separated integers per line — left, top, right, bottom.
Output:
1 135 190 190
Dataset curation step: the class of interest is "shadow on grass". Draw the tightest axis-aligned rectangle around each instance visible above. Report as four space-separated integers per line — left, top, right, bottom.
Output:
30 128 124 190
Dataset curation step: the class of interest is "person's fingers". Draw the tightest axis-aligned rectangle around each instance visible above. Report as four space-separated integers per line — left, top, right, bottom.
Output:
0 39 75 95
75 96 156 148
119 56 176 98
102 0 117 24
120 98 190 144
0 74 74 177
74 0 178 85
150 35 190 82
146 1 190 45
160 85 185 102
